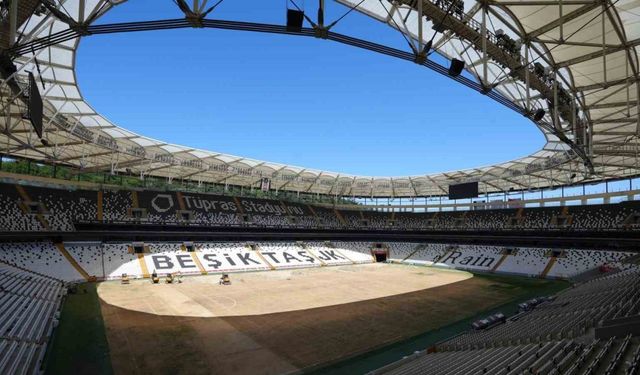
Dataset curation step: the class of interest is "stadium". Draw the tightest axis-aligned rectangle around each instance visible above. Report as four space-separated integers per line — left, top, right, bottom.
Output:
1 0 640 374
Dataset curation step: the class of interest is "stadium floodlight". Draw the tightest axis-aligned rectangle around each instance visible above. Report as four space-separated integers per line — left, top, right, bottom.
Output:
286 9 304 32
532 109 546 122
448 59 464 77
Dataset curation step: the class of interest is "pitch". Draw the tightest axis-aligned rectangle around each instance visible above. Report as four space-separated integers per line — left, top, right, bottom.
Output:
97 263 471 317
87 263 546 375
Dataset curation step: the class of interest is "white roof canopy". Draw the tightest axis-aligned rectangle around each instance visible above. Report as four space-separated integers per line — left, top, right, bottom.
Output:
0 0 638 197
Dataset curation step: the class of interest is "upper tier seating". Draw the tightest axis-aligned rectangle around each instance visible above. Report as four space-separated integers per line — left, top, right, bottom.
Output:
313 206 343 227
571 204 635 229
0 186 44 232
26 186 97 231
0 181 638 232
102 190 131 222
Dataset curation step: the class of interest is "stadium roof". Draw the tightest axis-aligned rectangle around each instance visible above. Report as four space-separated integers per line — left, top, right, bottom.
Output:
0 0 638 197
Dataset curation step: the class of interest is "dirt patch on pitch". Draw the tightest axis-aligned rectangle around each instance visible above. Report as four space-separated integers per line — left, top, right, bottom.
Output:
97 263 471 317
98 264 523 375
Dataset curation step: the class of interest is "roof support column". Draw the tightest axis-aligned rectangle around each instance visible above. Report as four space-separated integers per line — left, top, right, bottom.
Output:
417 0 423 52
559 0 564 41
8 0 18 46
524 43 531 113
553 71 559 130
602 4 607 85
481 4 488 86
78 0 85 22
589 119 593 161
583 108 588 154
318 0 325 26
636 82 640 136
2 99 12 144
572 91 577 142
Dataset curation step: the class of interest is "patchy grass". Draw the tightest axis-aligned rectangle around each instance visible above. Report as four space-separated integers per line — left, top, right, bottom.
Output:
309 272 570 375
44 283 113 375
41 270 570 375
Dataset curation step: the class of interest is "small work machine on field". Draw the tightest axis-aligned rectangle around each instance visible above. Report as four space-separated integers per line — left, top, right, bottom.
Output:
219 274 231 285
165 273 174 284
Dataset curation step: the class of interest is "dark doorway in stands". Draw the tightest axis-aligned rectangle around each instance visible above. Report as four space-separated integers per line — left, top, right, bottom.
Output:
373 251 387 262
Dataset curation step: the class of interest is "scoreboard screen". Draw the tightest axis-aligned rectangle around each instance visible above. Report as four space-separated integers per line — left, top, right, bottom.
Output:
448 182 479 200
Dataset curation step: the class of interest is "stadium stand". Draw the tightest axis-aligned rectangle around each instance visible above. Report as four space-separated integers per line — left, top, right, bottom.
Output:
396 243 449 265
1 182 639 232
495 247 551 277
136 191 178 224
571 204 637 230
0 236 634 375
1 240 628 283
257 242 322 269
197 242 271 273
3 0 640 372
101 190 132 222
304 242 354 265
387 242 422 260
462 209 512 230
0 243 84 282
10 241 378 280
441 267 640 348
373 263 640 375
393 212 427 229
548 249 632 279
25 185 97 232
0 261 66 375
312 205 343 227
0 179 636 374
0 185 44 232
397 244 632 278
327 242 376 263
431 245 504 272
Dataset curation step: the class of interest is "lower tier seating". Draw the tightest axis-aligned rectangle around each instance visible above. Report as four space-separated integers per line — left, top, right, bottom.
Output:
397 244 631 278
33 241 378 281
0 242 632 282
374 264 640 375
0 262 66 375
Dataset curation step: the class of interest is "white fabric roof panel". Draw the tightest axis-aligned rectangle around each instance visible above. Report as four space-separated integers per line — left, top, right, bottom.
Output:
0 0 637 197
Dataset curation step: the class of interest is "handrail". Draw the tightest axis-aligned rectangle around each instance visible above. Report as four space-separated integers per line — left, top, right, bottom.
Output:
74 219 638 232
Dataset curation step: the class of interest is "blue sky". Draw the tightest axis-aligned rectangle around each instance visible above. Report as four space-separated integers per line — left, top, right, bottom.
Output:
76 0 544 176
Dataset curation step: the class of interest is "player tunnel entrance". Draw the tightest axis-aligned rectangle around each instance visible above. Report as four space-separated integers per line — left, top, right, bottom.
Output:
371 243 389 262
374 252 387 262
